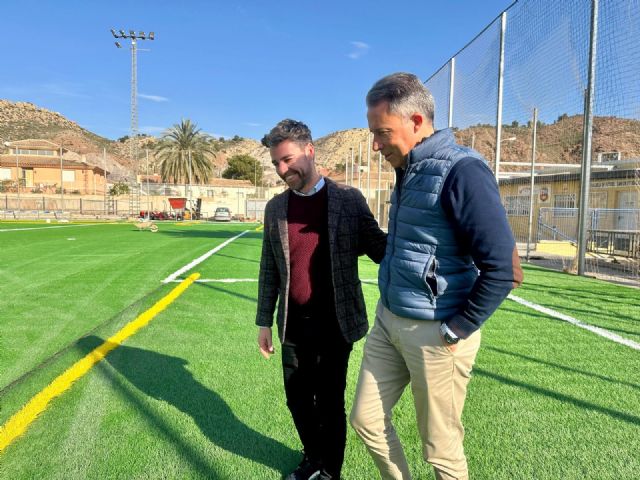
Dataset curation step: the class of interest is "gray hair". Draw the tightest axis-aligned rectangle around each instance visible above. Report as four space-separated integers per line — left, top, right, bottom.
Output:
261 119 313 148
366 72 435 122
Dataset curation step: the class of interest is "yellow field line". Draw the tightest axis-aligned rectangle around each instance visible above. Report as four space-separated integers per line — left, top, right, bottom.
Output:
0 272 201 453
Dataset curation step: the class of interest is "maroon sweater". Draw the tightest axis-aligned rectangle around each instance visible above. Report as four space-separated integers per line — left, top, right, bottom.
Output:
287 185 335 316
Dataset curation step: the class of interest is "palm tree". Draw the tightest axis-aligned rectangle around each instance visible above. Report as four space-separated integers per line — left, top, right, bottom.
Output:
155 119 216 184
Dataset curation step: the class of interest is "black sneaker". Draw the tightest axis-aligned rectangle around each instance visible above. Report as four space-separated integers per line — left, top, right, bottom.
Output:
284 455 321 480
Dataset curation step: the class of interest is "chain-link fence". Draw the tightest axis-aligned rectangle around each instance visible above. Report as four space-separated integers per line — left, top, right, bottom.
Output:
424 0 640 286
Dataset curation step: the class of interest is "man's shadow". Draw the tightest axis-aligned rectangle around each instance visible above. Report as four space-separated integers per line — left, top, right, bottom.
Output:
77 336 298 475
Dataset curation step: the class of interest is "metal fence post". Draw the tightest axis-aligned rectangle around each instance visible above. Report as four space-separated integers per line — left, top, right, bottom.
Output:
526 108 538 262
448 57 455 128
577 0 599 276
367 132 371 201
494 11 507 179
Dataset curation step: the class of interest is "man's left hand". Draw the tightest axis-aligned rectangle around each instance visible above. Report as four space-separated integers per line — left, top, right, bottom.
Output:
440 333 458 353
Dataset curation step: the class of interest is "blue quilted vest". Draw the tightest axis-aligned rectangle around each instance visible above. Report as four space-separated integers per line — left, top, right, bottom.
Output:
378 129 486 321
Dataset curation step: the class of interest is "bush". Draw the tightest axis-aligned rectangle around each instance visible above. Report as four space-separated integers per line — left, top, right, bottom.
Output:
109 182 130 196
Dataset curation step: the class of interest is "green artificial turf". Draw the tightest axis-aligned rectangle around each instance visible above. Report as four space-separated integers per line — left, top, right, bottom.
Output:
0 222 638 479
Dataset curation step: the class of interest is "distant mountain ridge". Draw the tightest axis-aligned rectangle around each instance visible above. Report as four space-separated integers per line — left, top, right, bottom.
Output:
2 99 640 184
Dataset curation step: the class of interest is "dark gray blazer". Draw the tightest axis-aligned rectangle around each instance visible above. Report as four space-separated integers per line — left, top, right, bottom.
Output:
255 178 387 343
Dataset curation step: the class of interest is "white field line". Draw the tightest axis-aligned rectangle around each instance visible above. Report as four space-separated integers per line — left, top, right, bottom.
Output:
161 230 250 284
360 278 637 350
0 224 101 232
508 294 640 351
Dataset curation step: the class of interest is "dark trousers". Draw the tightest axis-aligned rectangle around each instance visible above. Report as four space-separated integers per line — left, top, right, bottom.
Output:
281 314 353 478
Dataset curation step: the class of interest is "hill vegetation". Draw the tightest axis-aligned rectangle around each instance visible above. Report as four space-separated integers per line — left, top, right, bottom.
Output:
2 99 639 184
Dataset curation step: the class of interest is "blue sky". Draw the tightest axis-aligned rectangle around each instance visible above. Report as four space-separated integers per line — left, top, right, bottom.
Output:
1 0 515 141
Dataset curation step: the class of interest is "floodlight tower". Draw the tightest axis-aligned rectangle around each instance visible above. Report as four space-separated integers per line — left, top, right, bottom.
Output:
110 28 154 178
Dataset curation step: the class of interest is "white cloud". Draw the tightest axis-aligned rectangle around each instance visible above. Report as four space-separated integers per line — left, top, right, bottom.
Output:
347 41 370 60
138 93 169 102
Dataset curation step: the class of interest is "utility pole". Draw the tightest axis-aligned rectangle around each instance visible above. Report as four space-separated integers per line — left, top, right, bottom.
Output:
59 144 64 213
188 149 192 204
111 28 154 180
146 149 150 219
15 143 20 218
366 133 371 201
358 142 362 190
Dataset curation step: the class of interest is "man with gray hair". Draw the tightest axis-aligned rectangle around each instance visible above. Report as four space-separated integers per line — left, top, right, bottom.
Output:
350 73 523 479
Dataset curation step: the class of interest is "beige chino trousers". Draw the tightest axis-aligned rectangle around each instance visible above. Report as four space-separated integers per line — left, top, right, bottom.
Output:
350 301 481 480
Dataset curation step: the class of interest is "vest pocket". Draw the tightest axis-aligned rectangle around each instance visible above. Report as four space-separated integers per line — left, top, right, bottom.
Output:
422 256 439 300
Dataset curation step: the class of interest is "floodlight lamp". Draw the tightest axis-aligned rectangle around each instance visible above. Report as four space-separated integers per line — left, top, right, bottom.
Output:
115 41 122 48
119 30 126 36
129 30 136 37
149 32 155 40
110 28 118 38
139 31 146 39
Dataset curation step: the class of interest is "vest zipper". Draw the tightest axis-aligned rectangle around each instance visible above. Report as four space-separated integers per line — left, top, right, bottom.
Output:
385 156 411 304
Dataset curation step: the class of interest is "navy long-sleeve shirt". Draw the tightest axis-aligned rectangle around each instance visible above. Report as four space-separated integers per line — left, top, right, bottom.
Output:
438 157 522 337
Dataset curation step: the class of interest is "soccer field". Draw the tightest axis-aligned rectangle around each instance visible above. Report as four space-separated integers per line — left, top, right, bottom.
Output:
0 221 638 479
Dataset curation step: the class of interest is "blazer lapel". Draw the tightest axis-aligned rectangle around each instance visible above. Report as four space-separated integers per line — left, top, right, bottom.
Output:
275 191 290 267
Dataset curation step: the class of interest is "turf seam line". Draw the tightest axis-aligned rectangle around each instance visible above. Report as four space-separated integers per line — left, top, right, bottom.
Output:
0 224 101 232
0 284 177 398
0 272 200 453
161 230 250 283
508 294 640 351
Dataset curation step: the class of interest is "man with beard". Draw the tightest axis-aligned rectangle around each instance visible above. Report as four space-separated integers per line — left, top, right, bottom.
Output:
256 119 387 480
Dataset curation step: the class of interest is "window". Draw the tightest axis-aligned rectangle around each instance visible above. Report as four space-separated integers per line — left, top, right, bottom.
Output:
554 194 576 209
504 195 530 216
554 194 576 217
62 170 75 182
589 191 608 209
15 148 55 156
0 168 11 180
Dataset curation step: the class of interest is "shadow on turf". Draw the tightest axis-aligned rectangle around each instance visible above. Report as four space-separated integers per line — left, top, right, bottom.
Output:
474 367 640 426
501 305 640 340
485 346 640 391
158 229 263 240
77 336 298 476
521 281 640 307
215 252 261 264
195 282 258 304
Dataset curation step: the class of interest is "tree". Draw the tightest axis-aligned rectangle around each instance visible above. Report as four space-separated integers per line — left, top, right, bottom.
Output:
222 154 263 185
109 182 130 196
154 119 216 184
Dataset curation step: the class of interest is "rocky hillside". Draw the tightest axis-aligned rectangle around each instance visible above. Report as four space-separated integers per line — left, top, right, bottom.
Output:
2 100 639 183
455 115 640 169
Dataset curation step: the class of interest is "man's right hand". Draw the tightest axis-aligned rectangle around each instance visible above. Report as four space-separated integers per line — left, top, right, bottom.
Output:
258 327 275 359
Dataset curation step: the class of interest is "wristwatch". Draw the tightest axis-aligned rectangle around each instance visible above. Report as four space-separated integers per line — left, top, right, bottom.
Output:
440 322 460 345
